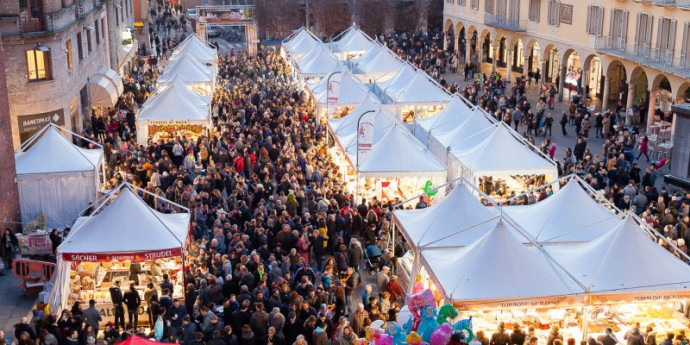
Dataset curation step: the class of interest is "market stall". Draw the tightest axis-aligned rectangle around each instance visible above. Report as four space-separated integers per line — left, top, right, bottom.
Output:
294 44 340 80
383 69 451 123
136 78 211 145
329 25 375 60
157 54 215 95
354 45 407 83
307 68 374 120
282 27 322 61
414 94 475 145
448 123 558 199
48 185 189 324
170 34 217 66
15 124 104 228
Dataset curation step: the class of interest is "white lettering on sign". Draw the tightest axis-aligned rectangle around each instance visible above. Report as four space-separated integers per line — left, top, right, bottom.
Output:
145 250 173 259
70 254 98 261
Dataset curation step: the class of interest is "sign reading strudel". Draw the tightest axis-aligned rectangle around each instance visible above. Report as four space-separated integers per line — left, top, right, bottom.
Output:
62 247 182 262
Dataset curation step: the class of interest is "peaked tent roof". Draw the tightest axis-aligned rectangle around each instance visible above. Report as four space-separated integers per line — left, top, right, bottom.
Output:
146 77 210 109
15 125 103 175
176 34 216 55
158 54 213 84
422 221 584 302
138 81 209 122
503 180 623 243
335 106 398 154
357 47 406 76
394 183 500 249
450 124 555 174
433 108 495 149
312 70 371 105
332 26 375 53
284 28 321 57
352 124 446 177
171 35 216 63
328 95 380 133
377 65 417 96
547 216 690 294
58 187 189 256
296 45 340 75
416 95 474 134
388 69 451 104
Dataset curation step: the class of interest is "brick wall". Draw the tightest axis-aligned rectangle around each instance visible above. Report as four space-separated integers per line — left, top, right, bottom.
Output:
0 31 22 230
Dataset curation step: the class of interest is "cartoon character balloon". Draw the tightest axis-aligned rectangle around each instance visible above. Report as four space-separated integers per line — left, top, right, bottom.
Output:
453 317 475 342
437 304 458 325
387 323 408 345
430 323 453 345
422 180 438 198
417 305 440 343
406 290 437 319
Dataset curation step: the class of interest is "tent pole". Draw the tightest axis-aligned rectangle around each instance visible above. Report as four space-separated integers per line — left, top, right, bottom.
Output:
582 305 589 341
18 123 51 152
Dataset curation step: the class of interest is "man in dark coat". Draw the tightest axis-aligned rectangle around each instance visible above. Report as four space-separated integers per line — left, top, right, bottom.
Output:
123 283 142 329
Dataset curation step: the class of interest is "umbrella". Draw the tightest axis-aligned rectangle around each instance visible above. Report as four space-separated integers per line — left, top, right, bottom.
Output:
116 335 168 345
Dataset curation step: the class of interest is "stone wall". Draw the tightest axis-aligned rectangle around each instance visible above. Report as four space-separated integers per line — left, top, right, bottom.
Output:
0 31 22 230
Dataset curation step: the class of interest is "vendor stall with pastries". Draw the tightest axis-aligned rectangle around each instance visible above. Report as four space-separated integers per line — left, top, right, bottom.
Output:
48 184 190 325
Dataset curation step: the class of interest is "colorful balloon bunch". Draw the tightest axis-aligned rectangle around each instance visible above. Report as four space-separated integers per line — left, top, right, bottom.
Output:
363 289 475 345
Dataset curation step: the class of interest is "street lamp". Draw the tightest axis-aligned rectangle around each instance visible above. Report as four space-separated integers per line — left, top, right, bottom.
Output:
354 109 376 204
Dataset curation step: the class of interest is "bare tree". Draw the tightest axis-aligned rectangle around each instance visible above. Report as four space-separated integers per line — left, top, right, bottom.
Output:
310 0 351 40
353 0 393 36
255 0 304 39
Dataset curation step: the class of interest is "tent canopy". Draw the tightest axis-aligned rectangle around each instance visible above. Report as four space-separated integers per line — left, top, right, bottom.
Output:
503 180 623 244
356 47 406 77
328 95 380 133
138 80 210 122
296 45 340 75
284 28 321 58
147 77 210 109
377 65 417 97
158 54 213 85
334 106 398 154
350 124 446 178
434 109 496 149
422 220 584 302
332 26 375 54
394 183 501 249
58 187 189 258
547 216 690 295
450 124 555 175
15 125 103 175
387 69 451 104
416 95 474 134
312 69 372 105
171 35 216 63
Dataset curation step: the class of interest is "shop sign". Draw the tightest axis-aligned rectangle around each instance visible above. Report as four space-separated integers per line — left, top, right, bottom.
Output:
147 120 194 125
18 234 53 256
588 291 690 305
62 247 182 262
453 296 580 311
17 109 65 133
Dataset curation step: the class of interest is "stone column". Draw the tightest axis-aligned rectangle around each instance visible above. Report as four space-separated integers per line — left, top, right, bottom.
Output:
580 69 588 97
602 76 611 111
465 39 472 64
492 45 498 73
0 31 21 229
506 49 513 83
558 64 567 102
542 61 548 85
625 82 636 125
647 88 658 131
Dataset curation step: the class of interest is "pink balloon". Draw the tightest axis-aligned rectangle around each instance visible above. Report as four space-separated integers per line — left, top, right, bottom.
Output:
430 324 453 345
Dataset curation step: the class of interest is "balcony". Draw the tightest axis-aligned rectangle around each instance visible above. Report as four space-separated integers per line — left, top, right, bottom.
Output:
484 13 527 32
595 35 690 78
4 0 101 37
652 0 675 5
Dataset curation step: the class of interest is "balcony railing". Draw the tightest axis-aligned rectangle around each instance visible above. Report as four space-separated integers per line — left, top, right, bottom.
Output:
18 13 55 33
484 13 527 31
595 35 690 78
652 0 675 5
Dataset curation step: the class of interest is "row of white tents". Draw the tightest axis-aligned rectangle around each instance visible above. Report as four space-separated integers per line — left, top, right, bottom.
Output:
393 176 690 309
282 26 557 195
13 34 216 228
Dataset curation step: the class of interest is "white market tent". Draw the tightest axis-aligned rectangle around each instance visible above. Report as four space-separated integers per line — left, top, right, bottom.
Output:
448 123 558 185
170 34 217 65
546 215 690 299
49 184 190 311
394 182 501 249
295 45 340 77
309 69 373 110
376 65 417 98
158 54 215 91
427 108 497 162
386 69 451 105
327 95 380 133
414 94 474 144
503 179 623 244
330 26 375 58
136 77 211 145
283 28 322 60
349 124 446 179
333 106 399 156
15 124 103 228
421 220 585 307
355 45 407 82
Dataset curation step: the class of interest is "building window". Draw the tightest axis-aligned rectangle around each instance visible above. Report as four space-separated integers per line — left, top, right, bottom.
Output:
681 22 690 68
458 0 466 6
586 6 604 36
101 18 106 40
508 0 519 21
86 30 93 52
609 9 628 50
547 0 559 26
471 0 479 10
528 0 540 22
656 17 677 64
496 0 507 18
26 48 51 81
115 5 119 25
485 0 494 14
66 40 73 69
77 32 84 60
95 20 100 44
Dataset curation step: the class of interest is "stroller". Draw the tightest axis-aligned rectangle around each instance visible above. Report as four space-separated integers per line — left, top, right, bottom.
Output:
365 245 383 275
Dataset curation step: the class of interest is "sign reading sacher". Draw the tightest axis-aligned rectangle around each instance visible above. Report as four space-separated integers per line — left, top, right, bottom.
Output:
62 247 182 262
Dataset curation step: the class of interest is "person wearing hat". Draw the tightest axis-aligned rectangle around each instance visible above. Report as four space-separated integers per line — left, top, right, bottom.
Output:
415 196 428 209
